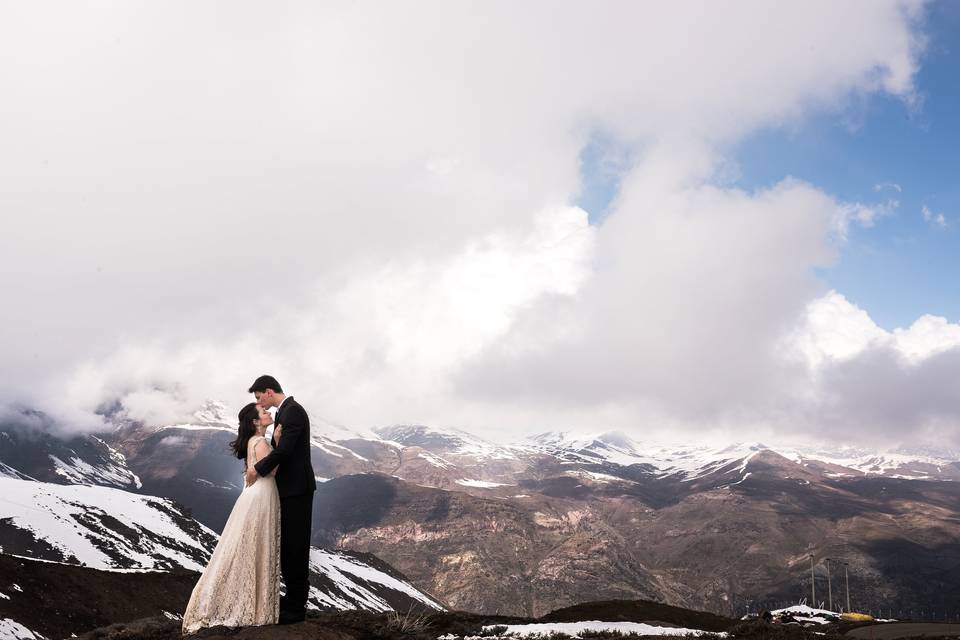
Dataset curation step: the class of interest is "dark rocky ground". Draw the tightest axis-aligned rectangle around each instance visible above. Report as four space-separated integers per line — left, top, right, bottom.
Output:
80 614 960 640
73 598 856 640
80 610 524 640
78 607 881 640
844 624 960 640
0 553 197 639
0 551 442 640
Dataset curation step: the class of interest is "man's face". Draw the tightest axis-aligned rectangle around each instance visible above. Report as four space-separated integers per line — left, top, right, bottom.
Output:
254 389 274 408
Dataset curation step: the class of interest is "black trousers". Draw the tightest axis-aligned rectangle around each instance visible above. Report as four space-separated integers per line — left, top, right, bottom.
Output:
279 493 313 615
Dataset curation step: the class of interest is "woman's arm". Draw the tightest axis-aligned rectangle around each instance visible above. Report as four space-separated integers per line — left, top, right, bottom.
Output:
244 440 257 487
254 438 278 477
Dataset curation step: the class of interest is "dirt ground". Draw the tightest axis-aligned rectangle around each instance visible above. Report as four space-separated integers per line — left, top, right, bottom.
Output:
845 623 960 639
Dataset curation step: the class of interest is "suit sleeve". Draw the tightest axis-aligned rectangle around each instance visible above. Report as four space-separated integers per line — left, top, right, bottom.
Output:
254 405 308 477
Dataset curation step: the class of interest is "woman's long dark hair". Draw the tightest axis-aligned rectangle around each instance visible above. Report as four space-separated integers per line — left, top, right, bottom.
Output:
230 403 260 461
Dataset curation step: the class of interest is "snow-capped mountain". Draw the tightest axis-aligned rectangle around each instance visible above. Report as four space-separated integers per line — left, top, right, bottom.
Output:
522 430 960 482
5 401 954 515
376 424 521 460
0 475 215 570
778 444 960 481
525 429 656 463
0 419 142 489
527 430 776 485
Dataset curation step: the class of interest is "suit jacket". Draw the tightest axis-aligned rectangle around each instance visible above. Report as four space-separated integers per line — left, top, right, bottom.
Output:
254 396 317 498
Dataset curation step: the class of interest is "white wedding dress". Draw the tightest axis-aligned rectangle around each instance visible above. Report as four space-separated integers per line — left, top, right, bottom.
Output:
182 435 281 634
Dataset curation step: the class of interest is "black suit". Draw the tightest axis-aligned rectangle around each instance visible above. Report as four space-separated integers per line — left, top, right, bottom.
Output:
254 396 316 619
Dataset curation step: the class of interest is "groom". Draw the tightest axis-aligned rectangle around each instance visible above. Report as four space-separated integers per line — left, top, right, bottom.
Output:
247 375 316 625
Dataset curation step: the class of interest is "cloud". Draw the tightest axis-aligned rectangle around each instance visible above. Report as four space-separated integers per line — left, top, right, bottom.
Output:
50 206 595 430
922 205 948 229
834 198 899 240
452 175 958 448
457 175 839 415
874 182 904 193
779 293 960 444
158 435 189 448
783 291 890 369
893 314 960 362
787 292 960 368
0 1 943 446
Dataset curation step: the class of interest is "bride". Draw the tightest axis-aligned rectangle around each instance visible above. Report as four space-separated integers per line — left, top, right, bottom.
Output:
182 403 282 634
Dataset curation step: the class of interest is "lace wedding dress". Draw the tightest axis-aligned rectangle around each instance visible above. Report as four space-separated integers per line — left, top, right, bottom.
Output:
182 436 281 634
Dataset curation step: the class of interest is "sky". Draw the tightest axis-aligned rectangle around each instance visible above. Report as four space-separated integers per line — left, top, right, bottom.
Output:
1 1 958 448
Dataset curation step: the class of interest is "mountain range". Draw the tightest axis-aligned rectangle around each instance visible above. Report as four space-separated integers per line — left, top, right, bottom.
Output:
2 402 959 621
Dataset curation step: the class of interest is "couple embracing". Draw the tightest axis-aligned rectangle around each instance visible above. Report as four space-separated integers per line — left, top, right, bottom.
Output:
182 375 317 633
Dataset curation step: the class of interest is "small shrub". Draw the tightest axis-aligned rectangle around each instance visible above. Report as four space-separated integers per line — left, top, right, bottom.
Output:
727 620 845 640
578 630 627 639
383 609 434 634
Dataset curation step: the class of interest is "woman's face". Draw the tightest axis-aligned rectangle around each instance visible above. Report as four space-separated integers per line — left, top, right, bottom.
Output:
256 405 273 428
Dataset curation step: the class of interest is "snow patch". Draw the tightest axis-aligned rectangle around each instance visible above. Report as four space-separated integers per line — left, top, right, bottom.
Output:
0 618 43 639
771 604 839 624
314 438 370 461
49 454 141 489
309 439 344 458
568 470 633 484
307 549 445 612
159 423 234 433
416 451 454 469
456 479 511 488
480 621 726 638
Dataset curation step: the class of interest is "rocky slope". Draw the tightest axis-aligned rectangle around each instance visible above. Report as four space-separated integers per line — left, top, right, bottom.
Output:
308 464 960 617
303 435 960 617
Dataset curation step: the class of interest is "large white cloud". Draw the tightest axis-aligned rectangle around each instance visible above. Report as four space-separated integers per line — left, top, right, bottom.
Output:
778 293 960 443
53 205 596 430
2 1 949 445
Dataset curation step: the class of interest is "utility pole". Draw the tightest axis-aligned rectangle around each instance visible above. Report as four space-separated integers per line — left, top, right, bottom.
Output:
810 554 816 608
826 558 833 612
843 562 851 612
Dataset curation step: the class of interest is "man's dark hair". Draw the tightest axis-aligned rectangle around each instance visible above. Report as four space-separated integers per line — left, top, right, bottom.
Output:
248 375 283 394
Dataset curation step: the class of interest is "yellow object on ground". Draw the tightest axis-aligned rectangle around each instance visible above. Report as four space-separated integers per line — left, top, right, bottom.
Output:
841 613 875 622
